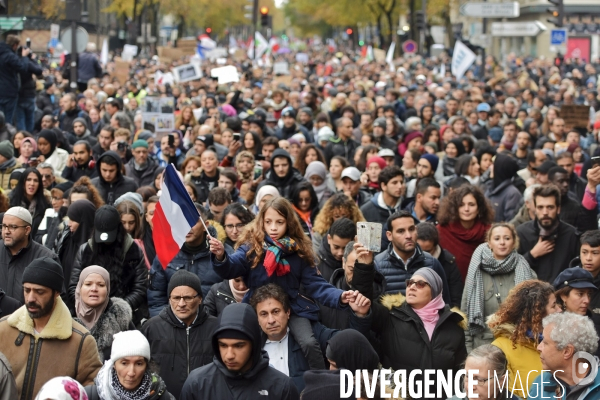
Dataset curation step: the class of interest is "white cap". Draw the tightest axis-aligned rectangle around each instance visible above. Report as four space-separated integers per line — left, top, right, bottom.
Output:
378 148 395 158
5 206 32 225
317 126 334 142
416 74 426 82
110 331 151 361
341 167 361 181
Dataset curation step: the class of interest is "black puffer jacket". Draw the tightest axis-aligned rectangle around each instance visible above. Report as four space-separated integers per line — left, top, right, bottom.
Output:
69 235 148 323
141 304 218 399
179 303 299 400
90 151 139 205
371 293 467 399
256 149 305 198
203 279 237 317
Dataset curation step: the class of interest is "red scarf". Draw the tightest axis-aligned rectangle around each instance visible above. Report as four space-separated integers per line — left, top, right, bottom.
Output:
437 220 489 282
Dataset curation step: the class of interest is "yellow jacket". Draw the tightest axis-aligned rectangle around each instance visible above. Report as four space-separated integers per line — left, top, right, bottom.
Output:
490 319 542 399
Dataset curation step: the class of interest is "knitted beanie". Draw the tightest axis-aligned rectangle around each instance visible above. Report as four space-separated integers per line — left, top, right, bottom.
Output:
110 330 151 361
167 270 202 297
0 141 13 160
22 257 64 293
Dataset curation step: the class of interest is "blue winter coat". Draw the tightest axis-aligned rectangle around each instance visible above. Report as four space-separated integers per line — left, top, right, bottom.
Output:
528 370 600 399
211 244 345 320
0 42 32 98
375 243 452 304
148 228 222 317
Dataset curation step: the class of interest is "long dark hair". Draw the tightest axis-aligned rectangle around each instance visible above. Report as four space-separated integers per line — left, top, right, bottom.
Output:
290 181 319 212
10 168 48 212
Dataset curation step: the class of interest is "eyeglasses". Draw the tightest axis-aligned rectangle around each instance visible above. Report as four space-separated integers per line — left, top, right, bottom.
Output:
465 375 494 386
2 224 28 232
169 295 199 304
41 174 52 180
406 279 430 289
224 223 245 231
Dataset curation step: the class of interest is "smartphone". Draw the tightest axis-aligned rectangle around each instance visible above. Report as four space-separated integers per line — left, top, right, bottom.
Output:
253 162 263 180
168 134 175 148
592 156 600 168
357 222 382 253
26 38 31 48
256 154 266 161
233 133 241 142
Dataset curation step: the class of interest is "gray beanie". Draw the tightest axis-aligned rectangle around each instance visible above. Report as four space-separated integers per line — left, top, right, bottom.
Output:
0 140 14 160
114 192 144 216
412 267 443 299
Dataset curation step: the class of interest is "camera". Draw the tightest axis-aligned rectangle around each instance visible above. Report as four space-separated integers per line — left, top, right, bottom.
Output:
117 141 128 152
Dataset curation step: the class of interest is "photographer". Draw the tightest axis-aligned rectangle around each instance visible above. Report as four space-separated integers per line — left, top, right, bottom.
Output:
16 38 43 132
0 35 40 125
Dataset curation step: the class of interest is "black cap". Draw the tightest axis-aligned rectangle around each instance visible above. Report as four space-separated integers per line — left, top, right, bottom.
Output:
281 109 296 119
552 267 598 291
373 117 387 129
94 205 121 244
22 257 64 293
168 270 202 297
534 160 557 174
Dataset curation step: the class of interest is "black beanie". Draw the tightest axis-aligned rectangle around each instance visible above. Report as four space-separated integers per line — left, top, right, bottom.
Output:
167 270 202 297
216 329 251 342
22 257 64 293
301 370 342 400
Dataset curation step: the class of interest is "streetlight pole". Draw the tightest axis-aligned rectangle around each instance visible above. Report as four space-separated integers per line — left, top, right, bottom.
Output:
252 0 258 61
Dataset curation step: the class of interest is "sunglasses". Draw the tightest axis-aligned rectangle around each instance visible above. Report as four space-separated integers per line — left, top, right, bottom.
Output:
406 279 430 289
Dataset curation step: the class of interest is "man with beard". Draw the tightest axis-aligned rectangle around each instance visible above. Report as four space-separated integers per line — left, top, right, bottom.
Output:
275 109 311 142
404 178 441 223
61 141 97 182
548 166 597 232
0 257 101 399
517 184 580 283
256 148 305 198
0 207 58 304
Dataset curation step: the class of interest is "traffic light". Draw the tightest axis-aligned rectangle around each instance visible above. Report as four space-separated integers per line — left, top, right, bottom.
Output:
415 11 426 31
206 27 212 34
547 0 564 27
346 28 353 35
260 6 269 27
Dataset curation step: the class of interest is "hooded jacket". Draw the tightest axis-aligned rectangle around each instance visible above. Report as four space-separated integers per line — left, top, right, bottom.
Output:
0 42 32 98
59 106 92 133
375 243 452 304
179 303 299 400
61 157 98 182
516 219 579 283
90 151 139 205
124 155 160 188
141 304 218 399
257 149 305 199
323 136 360 167
18 57 43 99
148 226 222 317
0 297 102 400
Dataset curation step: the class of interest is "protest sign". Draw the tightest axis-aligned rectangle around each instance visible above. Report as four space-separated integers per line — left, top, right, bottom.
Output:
211 65 239 84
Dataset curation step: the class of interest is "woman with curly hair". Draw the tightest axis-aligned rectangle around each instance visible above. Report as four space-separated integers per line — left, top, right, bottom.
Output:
487 280 561 397
209 197 359 371
462 223 536 352
312 192 365 254
437 185 494 282
69 176 105 209
294 144 326 176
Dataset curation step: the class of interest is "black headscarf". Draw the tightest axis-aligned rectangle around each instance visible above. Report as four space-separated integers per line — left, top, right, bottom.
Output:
443 139 467 176
493 153 519 189
326 330 379 371
152 166 165 191
454 154 473 177
60 199 97 293
447 138 466 157
38 129 58 157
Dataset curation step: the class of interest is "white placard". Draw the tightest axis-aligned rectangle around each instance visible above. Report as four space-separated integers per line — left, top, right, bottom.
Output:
273 61 289 75
296 53 309 63
172 63 203 83
210 65 239 84
122 44 139 61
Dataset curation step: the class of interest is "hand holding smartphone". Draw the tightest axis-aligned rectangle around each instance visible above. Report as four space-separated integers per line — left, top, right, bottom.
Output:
356 222 382 252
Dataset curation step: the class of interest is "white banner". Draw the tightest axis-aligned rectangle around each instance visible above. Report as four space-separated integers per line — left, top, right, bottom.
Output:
451 40 476 80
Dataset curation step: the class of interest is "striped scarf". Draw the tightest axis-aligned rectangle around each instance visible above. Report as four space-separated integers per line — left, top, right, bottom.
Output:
263 235 298 277
465 243 536 334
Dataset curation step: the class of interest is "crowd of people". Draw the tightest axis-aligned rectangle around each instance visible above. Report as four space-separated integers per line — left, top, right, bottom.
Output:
0 32 599 399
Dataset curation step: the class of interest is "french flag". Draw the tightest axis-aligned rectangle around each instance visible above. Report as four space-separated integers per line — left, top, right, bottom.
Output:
153 164 199 268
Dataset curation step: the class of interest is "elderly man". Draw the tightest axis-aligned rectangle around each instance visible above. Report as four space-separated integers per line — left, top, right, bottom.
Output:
530 312 600 399
0 257 101 399
142 270 218 399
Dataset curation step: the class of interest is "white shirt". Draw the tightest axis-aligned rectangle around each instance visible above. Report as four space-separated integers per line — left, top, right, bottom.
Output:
264 328 290 376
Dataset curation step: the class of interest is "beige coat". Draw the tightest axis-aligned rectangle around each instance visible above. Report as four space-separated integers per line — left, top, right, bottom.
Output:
0 296 102 400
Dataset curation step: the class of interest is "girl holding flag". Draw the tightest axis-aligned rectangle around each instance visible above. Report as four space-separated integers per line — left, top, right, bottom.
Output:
208 196 359 370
